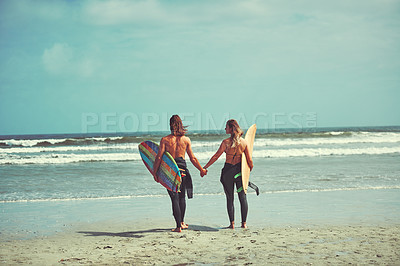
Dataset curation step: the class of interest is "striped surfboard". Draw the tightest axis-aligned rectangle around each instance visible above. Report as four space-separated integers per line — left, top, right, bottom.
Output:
138 140 182 192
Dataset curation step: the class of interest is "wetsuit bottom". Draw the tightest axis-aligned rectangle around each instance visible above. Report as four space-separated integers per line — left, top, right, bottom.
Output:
220 162 248 223
167 190 186 228
167 157 191 228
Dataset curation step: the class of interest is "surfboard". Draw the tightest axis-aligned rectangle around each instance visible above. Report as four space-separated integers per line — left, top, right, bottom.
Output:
241 124 257 194
138 140 181 192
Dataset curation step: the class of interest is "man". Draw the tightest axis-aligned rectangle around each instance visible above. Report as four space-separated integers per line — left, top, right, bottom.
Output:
153 115 207 232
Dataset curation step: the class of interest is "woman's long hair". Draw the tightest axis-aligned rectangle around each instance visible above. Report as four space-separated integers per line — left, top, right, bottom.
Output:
170 115 187 136
227 119 243 148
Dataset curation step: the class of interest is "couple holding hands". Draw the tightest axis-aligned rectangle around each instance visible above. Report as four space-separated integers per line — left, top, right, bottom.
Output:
152 115 254 232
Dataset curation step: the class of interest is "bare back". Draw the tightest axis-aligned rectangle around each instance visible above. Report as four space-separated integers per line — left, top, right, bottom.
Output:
223 137 247 165
161 134 189 159
153 132 204 178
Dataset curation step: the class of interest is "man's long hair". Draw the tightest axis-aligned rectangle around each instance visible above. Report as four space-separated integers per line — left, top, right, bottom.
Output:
227 119 243 148
170 115 187 136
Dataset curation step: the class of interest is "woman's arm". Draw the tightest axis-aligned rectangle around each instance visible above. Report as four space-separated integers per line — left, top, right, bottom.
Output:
243 143 253 171
203 141 226 170
152 138 166 182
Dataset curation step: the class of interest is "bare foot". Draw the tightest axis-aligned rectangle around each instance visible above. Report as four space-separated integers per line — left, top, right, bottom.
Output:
226 222 234 229
181 222 189 229
171 227 182 233
241 222 248 229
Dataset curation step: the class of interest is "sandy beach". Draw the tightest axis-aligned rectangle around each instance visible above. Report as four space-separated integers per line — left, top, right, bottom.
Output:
1 189 400 265
1 222 399 265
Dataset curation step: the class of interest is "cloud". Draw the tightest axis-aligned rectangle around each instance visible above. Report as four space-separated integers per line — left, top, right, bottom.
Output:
0 0 68 23
37 0 400 82
42 43 72 74
81 0 274 26
42 43 97 77
82 0 168 25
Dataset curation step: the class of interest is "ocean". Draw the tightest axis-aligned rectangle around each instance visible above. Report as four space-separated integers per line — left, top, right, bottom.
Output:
1 126 399 202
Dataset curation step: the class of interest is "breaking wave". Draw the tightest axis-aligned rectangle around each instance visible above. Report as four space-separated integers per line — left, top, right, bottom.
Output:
1 130 399 165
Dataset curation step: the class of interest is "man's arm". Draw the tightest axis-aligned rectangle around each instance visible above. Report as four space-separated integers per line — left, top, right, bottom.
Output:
152 138 166 182
186 138 207 176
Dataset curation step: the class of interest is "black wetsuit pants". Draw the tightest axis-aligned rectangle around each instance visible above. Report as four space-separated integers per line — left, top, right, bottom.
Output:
167 157 192 228
167 189 186 228
220 163 248 223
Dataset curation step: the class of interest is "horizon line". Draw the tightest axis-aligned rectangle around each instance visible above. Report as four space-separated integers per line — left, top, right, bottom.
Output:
1 125 400 138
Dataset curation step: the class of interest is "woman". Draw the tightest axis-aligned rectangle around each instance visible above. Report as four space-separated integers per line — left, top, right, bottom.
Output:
153 115 207 232
203 119 253 229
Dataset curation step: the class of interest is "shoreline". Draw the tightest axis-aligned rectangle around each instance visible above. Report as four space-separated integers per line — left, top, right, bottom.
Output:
1 188 400 241
3 185 400 203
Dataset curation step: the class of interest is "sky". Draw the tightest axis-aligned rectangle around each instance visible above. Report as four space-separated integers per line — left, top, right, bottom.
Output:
0 0 399 135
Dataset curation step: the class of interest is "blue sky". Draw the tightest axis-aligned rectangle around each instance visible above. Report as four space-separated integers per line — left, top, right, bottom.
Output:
0 0 399 135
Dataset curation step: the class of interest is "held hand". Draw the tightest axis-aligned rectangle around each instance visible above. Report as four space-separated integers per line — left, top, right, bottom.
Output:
202 169 208 177
200 168 208 177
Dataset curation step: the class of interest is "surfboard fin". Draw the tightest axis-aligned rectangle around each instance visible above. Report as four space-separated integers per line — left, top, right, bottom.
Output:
248 181 259 196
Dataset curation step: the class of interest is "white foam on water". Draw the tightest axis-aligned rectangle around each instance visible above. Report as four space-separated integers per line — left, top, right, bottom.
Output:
263 186 400 194
2 186 399 203
252 146 400 158
255 132 400 147
1 137 124 147
1 132 400 165
0 144 138 154
0 152 141 165
0 194 168 203
1 146 399 164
